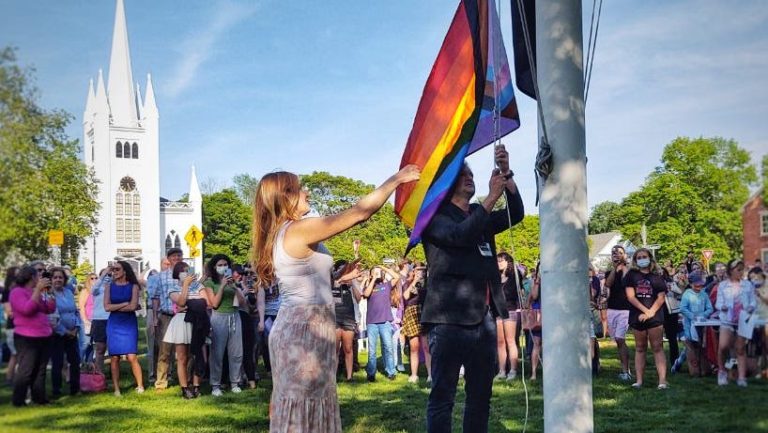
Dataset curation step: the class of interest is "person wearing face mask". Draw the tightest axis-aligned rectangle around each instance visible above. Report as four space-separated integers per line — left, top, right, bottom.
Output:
715 259 756 387
202 254 245 397
751 267 768 379
624 248 669 390
679 270 714 377
49 267 81 397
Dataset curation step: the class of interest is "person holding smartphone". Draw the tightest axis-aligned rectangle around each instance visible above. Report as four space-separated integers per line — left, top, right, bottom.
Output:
9 264 56 406
202 254 245 396
605 245 632 381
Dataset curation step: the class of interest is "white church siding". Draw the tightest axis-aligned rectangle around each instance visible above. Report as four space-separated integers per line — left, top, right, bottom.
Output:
81 0 201 274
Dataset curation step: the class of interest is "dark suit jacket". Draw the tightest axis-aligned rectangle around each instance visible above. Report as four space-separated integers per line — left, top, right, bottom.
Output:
420 189 524 326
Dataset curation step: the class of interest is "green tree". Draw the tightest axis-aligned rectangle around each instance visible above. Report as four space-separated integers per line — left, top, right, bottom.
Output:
495 214 540 269
588 201 621 234
611 137 757 264
202 189 252 264
232 173 259 206
299 172 424 265
0 47 98 265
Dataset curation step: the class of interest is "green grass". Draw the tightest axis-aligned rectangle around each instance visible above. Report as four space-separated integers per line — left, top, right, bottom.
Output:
0 336 767 433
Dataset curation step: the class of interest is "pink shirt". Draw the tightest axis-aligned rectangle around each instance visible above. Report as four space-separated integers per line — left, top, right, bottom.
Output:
9 286 56 338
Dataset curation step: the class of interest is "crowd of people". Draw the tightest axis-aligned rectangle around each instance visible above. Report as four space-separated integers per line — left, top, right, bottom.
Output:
2 144 767 432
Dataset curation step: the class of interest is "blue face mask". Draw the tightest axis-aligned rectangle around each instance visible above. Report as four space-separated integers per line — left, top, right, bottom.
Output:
637 258 651 268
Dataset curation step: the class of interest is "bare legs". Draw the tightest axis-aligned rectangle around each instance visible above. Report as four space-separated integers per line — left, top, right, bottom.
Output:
633 326 666 386
336 329 355 381
110 353 143 395
408 335 431 381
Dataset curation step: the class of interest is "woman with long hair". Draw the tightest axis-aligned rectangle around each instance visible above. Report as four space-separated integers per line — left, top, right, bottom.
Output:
49 267 80 397
402 265 431 384
252 166 418 432
104 261 143 395
165 261 209 399
495 252 523 381
202 254 245 396
624 248 668 389
77 273 97 364
715 259 756 387
331 260 362 382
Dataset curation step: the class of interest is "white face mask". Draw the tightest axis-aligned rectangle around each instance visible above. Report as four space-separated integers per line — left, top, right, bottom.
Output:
637 258 651 268
216 265 229 276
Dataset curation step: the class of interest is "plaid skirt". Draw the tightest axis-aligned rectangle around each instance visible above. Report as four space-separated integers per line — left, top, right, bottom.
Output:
402 304 423 338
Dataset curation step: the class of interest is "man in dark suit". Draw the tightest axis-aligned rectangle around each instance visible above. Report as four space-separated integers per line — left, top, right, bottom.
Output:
421 144 524 433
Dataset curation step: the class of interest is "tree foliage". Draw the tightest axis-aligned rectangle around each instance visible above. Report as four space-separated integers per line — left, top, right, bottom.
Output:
587 137 757 264
0 47 98 265
494 214 540 269
202 189 252 265
299 172 425 265
232 173 259 206
588 201 621 235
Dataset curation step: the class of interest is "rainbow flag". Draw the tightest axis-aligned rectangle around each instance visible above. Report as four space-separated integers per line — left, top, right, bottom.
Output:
395 0 520 251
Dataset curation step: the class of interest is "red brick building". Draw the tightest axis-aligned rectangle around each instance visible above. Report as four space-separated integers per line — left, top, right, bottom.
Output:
742 189 768 264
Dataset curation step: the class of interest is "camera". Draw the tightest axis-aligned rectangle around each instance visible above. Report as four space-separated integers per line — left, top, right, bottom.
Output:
41 270 52 279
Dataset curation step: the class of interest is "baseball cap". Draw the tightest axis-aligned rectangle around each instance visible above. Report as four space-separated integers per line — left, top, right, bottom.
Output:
689 270 705 286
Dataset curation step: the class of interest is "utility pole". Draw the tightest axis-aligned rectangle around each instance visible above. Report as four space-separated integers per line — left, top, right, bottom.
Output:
536 1 594 432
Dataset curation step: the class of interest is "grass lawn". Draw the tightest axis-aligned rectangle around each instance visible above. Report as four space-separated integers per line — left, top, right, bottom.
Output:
0 336 766 433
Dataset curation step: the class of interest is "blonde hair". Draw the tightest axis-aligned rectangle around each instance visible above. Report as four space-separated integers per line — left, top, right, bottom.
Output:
251 171 302 289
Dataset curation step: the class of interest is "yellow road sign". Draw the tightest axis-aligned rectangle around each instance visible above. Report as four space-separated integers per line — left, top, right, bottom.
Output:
48 230 64 246
185 225 204 248
189 246 201 258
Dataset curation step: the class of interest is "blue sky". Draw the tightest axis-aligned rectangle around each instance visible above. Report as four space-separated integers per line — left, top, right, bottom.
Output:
1 0 766 215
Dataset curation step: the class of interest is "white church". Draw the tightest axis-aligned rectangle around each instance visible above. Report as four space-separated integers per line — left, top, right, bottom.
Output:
81 0 203 274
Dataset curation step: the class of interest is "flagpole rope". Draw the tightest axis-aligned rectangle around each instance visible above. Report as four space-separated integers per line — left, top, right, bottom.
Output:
493 1 529 432
584 0 603 105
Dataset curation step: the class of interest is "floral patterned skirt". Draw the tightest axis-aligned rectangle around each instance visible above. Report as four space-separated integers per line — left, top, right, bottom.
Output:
269 304 341 433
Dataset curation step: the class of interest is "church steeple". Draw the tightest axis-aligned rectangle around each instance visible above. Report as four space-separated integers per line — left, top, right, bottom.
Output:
107 0 137 126
143 73 159 118
95 68 110 113
189 165 202 203
83 78 96 121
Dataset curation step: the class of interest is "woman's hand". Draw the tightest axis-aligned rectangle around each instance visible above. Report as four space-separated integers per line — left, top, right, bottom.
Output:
393 164 421 184
182 274 196 288
638 313 648 322
35 278 50 292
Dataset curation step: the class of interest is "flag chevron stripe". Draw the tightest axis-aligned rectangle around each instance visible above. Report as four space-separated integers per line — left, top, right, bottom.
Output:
396 0 519 253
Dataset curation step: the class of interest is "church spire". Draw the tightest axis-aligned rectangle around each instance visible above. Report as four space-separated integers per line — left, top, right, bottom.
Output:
189 165 202 203
95 68 110 113
135 81 144 120
107 0 137 126
143 73 159 118
83 78 96 121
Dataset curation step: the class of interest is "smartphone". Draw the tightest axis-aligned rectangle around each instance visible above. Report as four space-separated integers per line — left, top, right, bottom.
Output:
188 266 196 276
225 268 233 278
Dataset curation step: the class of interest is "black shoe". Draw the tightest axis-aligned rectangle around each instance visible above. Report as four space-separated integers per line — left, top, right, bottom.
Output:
192 386 201 398
181 387 195 400
367 375 376 383
387 374 396 381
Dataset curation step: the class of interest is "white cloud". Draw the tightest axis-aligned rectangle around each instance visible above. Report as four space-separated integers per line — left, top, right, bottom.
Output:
164 0 258 98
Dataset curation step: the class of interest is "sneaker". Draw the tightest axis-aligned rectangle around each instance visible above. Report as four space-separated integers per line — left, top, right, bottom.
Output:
736 379 748 388
618 372 632 381
135 387 145 394
631 382 642 389
231 385 242 394
506 370 518 381
495 371 506 381
397 364 407 373
248 380 257 389
114 389 122 397
408 375 418 383
717 370 728 386
657 383 668 390
212 387 223 397
387 374 397 381
192 386 201 398
182 387 195 400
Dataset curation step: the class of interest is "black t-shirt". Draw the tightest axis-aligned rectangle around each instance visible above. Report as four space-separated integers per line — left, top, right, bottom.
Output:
331 283 355 321
501 273 522 311
606 269 630 310
624 270 666 324
1 285 13 329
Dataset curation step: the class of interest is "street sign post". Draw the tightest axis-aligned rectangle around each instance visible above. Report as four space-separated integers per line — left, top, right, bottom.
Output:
185 225 204 248
702 249 714 272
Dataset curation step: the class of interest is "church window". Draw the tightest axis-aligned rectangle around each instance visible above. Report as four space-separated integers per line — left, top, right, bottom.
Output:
133 219 141 242
174 234 181 249
116 141 123 158
132 142 138 159
116 219 124 243
123 142 131 159
124 194 132 216
133 193 141 215
165 235 172 251
116 193 123 215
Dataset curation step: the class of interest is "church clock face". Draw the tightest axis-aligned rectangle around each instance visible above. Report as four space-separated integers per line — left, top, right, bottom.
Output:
120 176 136 192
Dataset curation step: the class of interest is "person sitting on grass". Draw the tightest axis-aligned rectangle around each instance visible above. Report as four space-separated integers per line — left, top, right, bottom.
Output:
679 270 714 377
624 248 668 390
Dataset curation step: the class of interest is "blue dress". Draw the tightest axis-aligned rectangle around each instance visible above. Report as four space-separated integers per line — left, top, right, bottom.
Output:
106 282 138 355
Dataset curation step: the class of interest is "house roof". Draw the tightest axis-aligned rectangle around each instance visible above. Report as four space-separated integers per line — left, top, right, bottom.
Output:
741 187 764 213
588 231 622 258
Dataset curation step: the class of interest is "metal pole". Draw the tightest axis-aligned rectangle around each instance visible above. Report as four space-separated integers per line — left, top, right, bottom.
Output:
536 1 594 432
